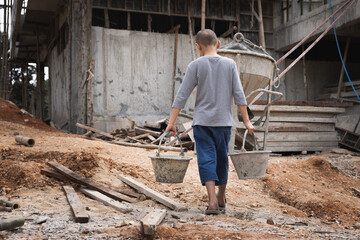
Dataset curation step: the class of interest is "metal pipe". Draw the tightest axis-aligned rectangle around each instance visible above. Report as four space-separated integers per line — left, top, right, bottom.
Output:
15 135 35 147
0 200 20 209
0 217 25 231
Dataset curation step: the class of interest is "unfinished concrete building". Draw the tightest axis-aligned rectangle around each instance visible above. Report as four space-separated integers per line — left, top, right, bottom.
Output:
2 0 360 152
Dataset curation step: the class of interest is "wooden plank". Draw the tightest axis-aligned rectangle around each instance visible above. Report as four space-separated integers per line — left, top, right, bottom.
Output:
267 122 334 132
79 188 132 213
111 140 182 152
253 100 353 108
256 132 339 142
264 112 336 119
62 185 89 223
76 123 115 139
251 116 337 123
141 209 167 235
147 135 156 141
47 161 137 203
41 169 70 182
118 175 187 211
134 127 161 137
257 141 338 147
182 121 194 142
249 105 345 114
96 182 142 199
267 146 338 152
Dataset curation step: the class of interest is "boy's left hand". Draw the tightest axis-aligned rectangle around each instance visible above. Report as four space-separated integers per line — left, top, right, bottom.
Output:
165 124 177 136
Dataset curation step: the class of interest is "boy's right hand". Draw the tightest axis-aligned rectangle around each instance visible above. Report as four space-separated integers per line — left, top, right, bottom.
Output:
165 123 177 136
244 121 255 135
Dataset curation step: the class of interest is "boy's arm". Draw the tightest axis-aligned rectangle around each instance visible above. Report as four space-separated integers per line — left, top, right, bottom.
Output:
165 108 181 136
238 105 254 135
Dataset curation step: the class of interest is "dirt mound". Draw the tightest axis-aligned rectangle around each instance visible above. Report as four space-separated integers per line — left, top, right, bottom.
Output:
0 148 151 193
0 97 56 131
263 156 360 225
0 148 100 191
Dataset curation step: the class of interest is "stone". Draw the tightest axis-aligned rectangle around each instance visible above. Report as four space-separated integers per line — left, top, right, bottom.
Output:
266 218 275 225
36 216 49 224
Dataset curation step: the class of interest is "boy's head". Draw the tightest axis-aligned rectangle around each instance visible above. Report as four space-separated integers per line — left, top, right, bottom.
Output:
195 29 220 56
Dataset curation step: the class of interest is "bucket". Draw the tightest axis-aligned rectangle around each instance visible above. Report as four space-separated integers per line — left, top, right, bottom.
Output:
149 132 193 183
229 130 271 179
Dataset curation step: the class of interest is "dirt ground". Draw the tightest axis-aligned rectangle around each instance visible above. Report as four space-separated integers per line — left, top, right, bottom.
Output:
0 98 360 239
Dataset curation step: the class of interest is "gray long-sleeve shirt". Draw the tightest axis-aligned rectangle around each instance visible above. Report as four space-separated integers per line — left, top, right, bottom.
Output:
172 56 247 127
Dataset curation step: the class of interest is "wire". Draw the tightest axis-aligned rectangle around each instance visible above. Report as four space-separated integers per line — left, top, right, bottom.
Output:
329 0 360 101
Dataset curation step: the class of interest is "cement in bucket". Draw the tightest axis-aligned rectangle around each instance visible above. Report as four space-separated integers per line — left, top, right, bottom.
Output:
229 130 271 179
149 132 192 183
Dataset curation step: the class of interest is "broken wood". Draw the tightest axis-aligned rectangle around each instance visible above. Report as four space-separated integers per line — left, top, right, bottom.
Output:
41 169 70 182
80 188 132 213
118 175 187 211
220 26 237 38
134 127 161 137
62 185 89 223
141 209 167 235
112 140 182 152
351 187 360 198
147 135 156 141
47 161 137 203
76 123 115 139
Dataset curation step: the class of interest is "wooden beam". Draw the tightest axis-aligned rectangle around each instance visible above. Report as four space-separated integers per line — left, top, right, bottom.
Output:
251 116 337 123
79 188 132 214
337 37 351 97
236 0 240 31
147 14 152 32
127 12 131 30
134 126 161 137
220 26 237 38
201 0 206 30
249 105 346 114
41 169 70 182
167 24 180 33
171 26 179 103
302 45 308 101
141 209 167 235
104 9 110 28
47 161 137 203
111 140 183 152
257 0 265 48
118 175 187 211
76 123 115 139
62 185 90 223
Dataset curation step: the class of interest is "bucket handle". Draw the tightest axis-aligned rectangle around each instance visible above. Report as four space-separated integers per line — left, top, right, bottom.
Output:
157 132 184 157
241 130 259 152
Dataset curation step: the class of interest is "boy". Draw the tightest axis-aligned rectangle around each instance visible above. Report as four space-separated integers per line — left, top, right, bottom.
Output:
165 29 254 215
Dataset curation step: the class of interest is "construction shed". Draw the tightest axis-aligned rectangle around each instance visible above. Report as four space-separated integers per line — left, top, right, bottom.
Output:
1 0 360 152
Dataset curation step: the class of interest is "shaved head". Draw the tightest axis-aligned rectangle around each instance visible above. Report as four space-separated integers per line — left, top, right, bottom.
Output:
196 29 218 46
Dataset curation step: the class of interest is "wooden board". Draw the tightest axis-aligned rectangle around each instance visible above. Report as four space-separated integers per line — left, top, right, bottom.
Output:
79 188 132 214
265 145 338 152
182 121 194 142
141 209 167 235
41 169 70 182
62 185 89 223
118 175 187 211
249 105 345 114
257 141 338 147
255 132 339 142
251 116 337 123
267 122 334 132
76 123 115 139
48 161 137 203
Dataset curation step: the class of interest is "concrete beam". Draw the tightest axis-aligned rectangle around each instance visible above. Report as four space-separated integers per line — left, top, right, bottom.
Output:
274 0 360 51
10 0 24 59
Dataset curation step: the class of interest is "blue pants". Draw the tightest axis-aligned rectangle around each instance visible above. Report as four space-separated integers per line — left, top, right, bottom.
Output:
193 125 232 186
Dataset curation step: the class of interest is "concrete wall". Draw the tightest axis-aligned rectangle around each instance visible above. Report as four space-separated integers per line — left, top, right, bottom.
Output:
273 0 360 51
90 27 200 132
48 43 71 130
